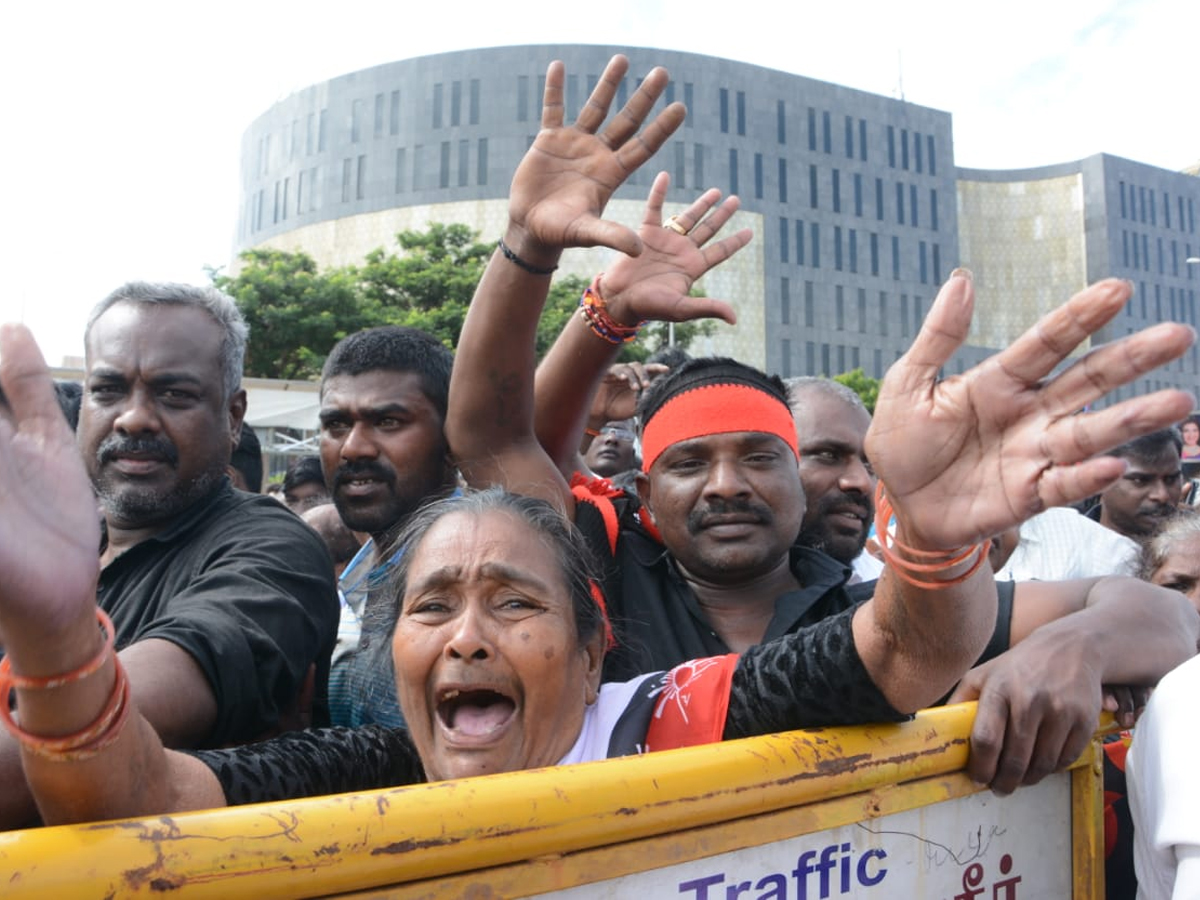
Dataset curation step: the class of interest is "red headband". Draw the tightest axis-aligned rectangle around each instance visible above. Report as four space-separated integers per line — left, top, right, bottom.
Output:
640 383 800 472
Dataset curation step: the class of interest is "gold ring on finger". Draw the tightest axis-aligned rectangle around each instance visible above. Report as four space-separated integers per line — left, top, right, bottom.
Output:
663 215 690 236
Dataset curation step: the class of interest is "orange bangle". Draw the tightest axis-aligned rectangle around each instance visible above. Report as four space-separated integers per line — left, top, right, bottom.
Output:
874 483 989 590
584 427 601 438
0 608 116 690
0 656 131 761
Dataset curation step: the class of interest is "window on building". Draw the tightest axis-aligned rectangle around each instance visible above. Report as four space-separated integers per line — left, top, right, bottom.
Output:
272 181 280 224
356 155 367 199
395 147 407 193
930 189 939 232
806 341 816 376
900 128 909 169
822 110 832 154
719 88 729 133
1119 181 1127 219
390 91 401 135
835 286 845 330
927 135 936 175
469 80 480 125
1165 191 1172 229
821 344 831 376
777 100 786 144
341 158 352 202
694 143 705 186
296 171 304 213
857 288 867 332
781 277 790 324
778 158 787 203
849 229 858 274
684 83 694 126
919 241 928 284
832 169 841 213
306 112 315 155
873 348 882 378
910 184 919 228
896 182 905 225
932 243 941 283
805 280 815 327
439 142 450 188
854 173 863 217
477 138 488 185
780 218 789 264
676 143 687 191
859 119 868 162
374 94 385 138
892 235 901 280
281 177 289 219
451 81 462 127
736 90 746 136
811 223 821 268
875 178 884 220
433 83 443 128
900 294 909 337
879 291 889 336
796 220 805 266
318 109 327 152
870 232 879 276
808 107 817 151
781 338 792 378
518 75 530 122
754 153 764 199
834 226 843 271
458 139 469 186
729 148 739 195
844 115 854 158
351 99 364 143
914 131 923 173
809 165 818 209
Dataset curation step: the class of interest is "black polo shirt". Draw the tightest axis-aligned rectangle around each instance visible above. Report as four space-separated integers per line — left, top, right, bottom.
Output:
96 480 339 745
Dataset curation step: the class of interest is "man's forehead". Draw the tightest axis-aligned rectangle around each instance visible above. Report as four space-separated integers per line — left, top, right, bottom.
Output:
665 430 792 454
320 369 434 409
1122 454 1183 476
85 303 224 373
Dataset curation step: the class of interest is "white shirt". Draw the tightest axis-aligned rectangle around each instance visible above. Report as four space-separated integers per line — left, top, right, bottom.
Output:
1128 654 1200 899
994 507 1140 582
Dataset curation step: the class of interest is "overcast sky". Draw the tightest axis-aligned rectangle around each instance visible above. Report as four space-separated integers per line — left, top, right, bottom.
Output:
2 0 1195 365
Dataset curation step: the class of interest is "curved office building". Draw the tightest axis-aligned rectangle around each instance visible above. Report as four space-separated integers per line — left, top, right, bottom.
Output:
236 45 1199 396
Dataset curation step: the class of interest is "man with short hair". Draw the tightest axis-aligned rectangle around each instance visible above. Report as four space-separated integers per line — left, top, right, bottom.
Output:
227 422 263 493
786 377 882 584
1090 429 1184 539
318 326 458 727
582 418 640 479
282 455 328 513
0 281 338 829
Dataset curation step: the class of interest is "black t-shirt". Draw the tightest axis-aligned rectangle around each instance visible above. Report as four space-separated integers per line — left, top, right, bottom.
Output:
96 480 339 745
573 491 1014 682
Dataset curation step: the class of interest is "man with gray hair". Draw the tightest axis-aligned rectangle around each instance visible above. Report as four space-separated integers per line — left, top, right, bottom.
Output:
785 377 883 583
0 282 338 829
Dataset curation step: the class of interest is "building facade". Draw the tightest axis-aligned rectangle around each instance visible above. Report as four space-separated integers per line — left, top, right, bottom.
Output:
235 45 1199 399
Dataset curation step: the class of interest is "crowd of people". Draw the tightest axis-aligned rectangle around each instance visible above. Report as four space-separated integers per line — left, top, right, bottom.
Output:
1 53 1198 898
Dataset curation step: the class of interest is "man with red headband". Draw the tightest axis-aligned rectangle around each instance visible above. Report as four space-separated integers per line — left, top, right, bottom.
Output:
448 55 1198 796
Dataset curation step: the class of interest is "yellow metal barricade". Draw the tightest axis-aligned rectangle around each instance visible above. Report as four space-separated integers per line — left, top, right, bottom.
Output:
0 703 1103 898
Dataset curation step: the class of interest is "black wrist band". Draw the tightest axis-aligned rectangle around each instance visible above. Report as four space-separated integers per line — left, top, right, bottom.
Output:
498 238 558 276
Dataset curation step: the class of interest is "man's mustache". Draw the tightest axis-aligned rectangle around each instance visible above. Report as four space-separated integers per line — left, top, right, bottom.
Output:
333 460 395 489
97 435 179 466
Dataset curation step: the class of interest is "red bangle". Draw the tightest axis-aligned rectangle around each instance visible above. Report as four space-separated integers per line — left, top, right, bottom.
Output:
579 273 644 344
0 608 116 690
0 656 131 761
584 427 601 438
874 483 989 590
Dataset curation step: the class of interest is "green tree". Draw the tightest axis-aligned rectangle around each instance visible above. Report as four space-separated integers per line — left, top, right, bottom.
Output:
833 367 881 414
355 223 494 348
210 249 369 381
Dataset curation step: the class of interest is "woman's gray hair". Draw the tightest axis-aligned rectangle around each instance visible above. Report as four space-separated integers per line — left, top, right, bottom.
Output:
1139 508 1200 581
85 282 248 400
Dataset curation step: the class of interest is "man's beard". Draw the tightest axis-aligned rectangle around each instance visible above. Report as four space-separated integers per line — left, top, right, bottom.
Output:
797 491 872 564
95 463 224 526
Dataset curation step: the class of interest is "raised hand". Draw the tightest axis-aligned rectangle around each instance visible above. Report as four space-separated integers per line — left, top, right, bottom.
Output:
506 56 687 260
866 273 1195 550
0 324 100 659
598 171 752 327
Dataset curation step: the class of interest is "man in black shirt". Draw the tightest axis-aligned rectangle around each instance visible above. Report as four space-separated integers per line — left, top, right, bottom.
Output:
0 282 338 829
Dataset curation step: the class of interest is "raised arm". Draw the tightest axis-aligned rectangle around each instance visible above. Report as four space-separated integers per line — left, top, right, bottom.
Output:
448 55 748 509
531 172 747 478
848 272 1196 714
0 324 224 825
